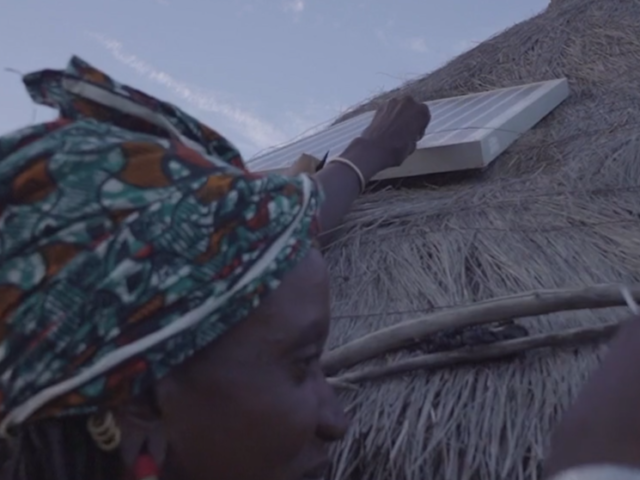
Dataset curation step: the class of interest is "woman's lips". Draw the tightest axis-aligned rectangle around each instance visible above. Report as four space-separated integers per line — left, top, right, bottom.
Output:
301 460 331 480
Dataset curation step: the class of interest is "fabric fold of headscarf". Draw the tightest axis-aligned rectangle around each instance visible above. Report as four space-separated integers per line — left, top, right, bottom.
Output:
0 56 323 434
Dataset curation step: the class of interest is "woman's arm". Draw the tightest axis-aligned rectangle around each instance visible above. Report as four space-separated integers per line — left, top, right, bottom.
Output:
314 137 391 246
299 96 430 247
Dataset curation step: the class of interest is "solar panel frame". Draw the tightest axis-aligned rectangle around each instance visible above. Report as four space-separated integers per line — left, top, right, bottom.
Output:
248 78 569 180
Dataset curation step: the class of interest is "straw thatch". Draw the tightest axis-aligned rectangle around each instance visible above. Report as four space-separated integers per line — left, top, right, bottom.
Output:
322 1 640 479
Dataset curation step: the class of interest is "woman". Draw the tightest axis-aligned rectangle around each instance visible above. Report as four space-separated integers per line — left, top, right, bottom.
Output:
3 57 639 480
0 56 430 480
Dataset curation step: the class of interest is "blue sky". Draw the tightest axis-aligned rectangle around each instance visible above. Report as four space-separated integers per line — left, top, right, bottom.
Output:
1 0 548 159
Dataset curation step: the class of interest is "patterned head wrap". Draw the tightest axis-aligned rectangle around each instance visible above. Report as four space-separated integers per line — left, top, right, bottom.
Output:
0 57 323 435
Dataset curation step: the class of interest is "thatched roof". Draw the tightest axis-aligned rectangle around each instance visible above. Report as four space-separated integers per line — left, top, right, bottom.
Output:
324 1 640 479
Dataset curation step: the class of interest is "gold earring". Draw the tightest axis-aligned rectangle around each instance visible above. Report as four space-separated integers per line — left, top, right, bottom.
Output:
87 411 122 452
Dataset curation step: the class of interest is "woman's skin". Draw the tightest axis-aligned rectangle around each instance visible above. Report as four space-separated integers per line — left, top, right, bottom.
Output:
114 97 432 480
109 95 640 479
544 318 640 477
315 97 431 244
117 249 342 480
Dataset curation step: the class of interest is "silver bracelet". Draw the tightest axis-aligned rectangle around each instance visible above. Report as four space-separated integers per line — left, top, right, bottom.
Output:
330 156 366 193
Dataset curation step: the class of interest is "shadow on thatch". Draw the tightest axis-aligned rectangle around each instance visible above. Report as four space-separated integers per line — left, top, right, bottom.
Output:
324 1 640 479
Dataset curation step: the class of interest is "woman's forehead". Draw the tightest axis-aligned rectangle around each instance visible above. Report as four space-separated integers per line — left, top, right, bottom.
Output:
189 250 331 365
252 250 331 345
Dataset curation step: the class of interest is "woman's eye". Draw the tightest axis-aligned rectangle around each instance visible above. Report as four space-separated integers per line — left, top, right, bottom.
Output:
292 353 321 383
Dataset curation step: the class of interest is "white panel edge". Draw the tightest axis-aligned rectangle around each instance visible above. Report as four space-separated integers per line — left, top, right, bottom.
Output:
372 140 485 180
478 78 570 167
249 80 564 168
484 78 568 133
249 78 570 177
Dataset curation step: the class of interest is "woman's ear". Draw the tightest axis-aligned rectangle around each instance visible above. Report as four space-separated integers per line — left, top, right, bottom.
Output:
114 391 168 471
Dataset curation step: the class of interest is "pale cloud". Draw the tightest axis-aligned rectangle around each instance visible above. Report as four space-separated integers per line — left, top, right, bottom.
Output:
374 19 396 47
451 39 479 55
88 32 288 151
283 0 304 13
375 28 389 46
248 99 345 161
449 27 500 56
238 4 256 16
403 37 429 54
377 20 434 54
284 99 345 139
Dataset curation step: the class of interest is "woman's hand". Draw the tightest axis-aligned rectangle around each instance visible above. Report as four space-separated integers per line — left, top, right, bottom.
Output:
338 95 431 179
359 95 432 169
544 318 640 478
314 96 430 245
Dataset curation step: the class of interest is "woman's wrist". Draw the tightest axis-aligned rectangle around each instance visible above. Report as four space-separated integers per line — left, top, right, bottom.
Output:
336 137 398 180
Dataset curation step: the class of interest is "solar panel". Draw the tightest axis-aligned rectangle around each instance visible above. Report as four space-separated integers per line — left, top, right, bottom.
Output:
248 78 569 180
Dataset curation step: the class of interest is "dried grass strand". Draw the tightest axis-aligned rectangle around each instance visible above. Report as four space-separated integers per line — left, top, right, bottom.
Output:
321 1 640 478
328 322 620 386
323 284 639 374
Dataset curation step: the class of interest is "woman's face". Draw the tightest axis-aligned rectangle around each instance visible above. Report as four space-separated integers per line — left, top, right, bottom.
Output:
150 248 348 480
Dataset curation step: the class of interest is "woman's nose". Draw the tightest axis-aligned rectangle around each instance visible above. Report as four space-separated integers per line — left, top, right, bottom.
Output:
316 379 350 442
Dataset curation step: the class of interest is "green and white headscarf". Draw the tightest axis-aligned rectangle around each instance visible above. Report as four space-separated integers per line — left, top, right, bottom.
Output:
0 56 323 435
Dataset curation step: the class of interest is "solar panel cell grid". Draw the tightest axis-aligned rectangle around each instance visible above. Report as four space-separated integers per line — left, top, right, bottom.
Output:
249 79 569 179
